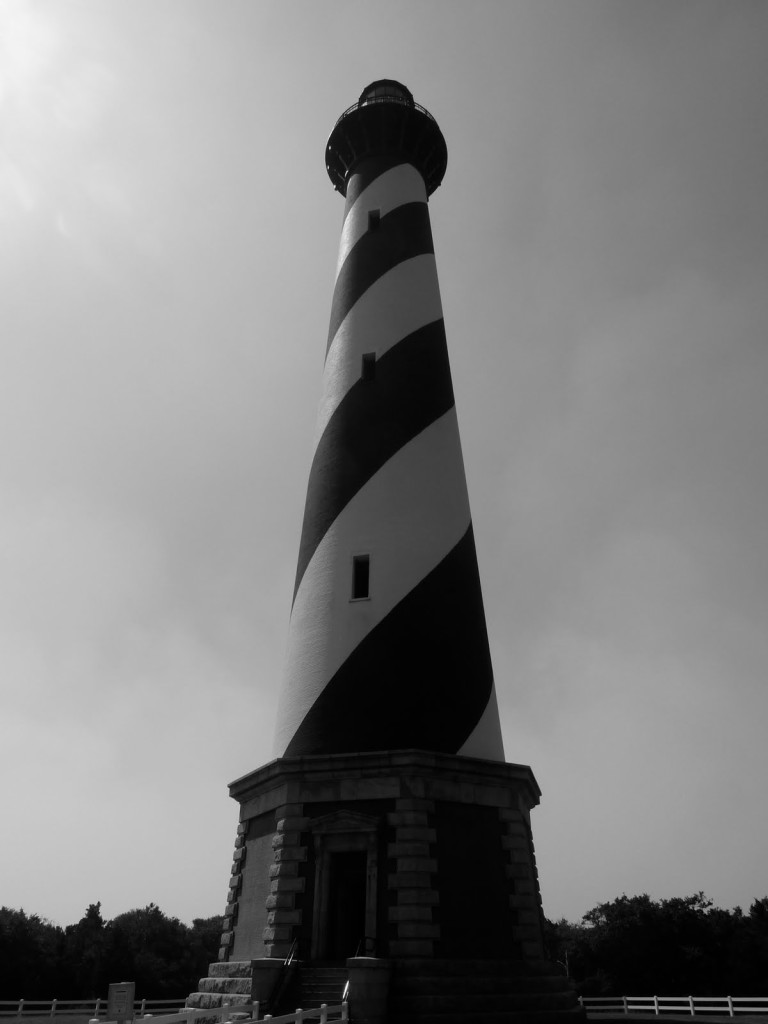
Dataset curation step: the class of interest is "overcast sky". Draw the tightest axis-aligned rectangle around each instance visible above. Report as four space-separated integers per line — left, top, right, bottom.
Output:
2 0 767 932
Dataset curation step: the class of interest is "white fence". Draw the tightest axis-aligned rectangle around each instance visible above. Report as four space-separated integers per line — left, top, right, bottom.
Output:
580 995 768 1016
0 1000 348 1024
131 1003 347 1024
0 1002 185 1020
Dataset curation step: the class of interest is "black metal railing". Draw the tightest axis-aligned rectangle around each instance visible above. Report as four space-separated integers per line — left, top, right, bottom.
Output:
353 934 377 958
332 96 437 130
264 937 299 1016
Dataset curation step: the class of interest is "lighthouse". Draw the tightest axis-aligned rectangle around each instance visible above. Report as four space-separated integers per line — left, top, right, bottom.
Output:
188 81 582 1023
275 79 505 764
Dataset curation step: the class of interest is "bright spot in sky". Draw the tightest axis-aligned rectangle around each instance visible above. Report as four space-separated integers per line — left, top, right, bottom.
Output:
0 0 117 232
0 0 60 219
0 0 59 93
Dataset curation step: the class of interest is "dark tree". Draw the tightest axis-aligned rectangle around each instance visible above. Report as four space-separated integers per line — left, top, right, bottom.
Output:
61 903 109 997
188 916 225 986
548 892 768 996
0 907 63 998
105 904 195 997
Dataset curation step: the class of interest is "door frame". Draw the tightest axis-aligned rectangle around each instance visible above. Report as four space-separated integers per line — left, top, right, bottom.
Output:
309 810 379 960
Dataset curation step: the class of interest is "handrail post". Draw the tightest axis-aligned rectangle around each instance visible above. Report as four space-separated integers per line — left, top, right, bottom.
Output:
320 1004 328 1024
728 996 734 1017
341 1002 348 1022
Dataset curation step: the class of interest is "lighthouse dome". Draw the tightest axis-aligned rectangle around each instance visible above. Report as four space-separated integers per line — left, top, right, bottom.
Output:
358 79 414 107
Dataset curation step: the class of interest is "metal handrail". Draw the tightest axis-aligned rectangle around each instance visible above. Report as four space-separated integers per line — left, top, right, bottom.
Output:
284 938 299 967
264 938 300 1016
352 935 376 958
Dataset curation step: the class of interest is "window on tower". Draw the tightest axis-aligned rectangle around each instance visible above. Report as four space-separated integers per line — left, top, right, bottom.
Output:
368 209 381 232
361 352 376 381
351 555 370 600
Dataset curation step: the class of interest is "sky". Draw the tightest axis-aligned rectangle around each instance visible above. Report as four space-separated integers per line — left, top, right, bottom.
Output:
1 0 767 932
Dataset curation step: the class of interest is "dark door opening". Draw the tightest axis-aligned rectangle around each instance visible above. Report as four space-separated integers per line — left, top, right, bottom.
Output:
326 850 367 961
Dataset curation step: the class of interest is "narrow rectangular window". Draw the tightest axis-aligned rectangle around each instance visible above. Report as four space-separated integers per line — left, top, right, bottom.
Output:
361 352 376 382
368 209 381 232
352 555 370 600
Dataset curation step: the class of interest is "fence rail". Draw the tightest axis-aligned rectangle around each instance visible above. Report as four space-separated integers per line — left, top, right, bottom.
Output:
0 1002 186 1020
0 1000 348 1024
580 995 768 1016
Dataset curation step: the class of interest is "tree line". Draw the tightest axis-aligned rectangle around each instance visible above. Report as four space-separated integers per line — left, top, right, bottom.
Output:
0 903 223 999
545 893 768 996
5 892 768 998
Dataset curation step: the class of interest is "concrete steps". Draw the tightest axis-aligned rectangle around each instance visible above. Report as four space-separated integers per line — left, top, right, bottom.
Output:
276 966 348 1013
187 961 254 1012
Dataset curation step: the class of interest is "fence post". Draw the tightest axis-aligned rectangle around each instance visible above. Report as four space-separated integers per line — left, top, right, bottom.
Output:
320 1005 328 1024
94 999 101 1018
653 995 659 1015
341 1003 348 1022
18 1000 25 1017
140 1000 146 1016
296 1011 305 1023
622 996 628 1015
689 996 694 1014
727 996 734 1017
49 1000 57 1018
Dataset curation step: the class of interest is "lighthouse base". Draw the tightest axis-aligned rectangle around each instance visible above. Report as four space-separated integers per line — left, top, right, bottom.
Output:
187 750 583 1019
216 749 551 962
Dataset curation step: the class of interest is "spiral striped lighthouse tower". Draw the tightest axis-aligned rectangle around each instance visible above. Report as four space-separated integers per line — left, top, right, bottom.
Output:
189 81 582 1023
274 79 505 764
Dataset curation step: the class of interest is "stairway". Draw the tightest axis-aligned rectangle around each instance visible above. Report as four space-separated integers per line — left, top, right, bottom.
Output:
276 965 348 1013
187 960 255 1013
388 959 584 1024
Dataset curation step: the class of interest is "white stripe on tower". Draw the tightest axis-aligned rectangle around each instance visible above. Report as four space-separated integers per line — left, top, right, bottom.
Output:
273 82 505 762
275 409 471 757
317 255 443 442
335 163 429 274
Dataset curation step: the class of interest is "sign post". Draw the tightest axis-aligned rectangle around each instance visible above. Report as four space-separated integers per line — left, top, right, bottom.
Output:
107 983 135 1024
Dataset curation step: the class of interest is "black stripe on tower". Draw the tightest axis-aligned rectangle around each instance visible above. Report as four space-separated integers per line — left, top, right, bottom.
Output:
327 201 434 352
284 524 493 757
343 154 409 208
293 318 454 600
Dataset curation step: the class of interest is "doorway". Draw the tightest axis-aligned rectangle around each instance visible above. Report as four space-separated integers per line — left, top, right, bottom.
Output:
327 850 367 960
309 810 380 962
